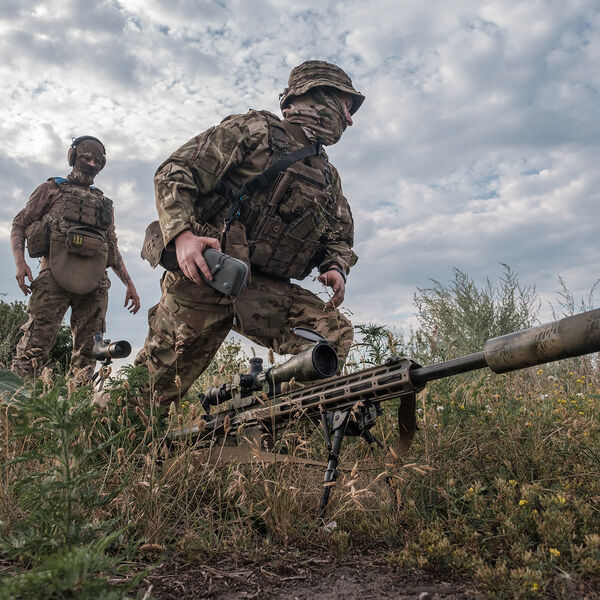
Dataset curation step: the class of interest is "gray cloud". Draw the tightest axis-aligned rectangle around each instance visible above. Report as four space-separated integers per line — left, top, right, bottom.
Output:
1 0 599 363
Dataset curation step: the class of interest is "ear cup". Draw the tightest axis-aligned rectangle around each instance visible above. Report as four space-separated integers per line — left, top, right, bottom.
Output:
68 136 106 169
67 145 77 166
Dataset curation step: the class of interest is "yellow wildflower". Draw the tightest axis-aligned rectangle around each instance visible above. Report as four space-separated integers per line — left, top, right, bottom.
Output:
519 499 528 506
549 548 560 557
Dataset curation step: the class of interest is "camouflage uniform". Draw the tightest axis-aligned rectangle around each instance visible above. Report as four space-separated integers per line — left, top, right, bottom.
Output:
12 270 110 380
137 61 364 406
11 177 119 379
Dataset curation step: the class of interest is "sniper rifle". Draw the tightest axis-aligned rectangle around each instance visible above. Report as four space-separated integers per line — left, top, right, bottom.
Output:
168 309 600 521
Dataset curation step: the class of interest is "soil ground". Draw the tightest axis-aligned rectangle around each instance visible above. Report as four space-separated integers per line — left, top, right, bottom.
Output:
139 553 480 599
137 552 600 600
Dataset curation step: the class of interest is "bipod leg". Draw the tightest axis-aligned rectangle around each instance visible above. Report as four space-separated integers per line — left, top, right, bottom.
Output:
318 409 349 524
362 428 384 450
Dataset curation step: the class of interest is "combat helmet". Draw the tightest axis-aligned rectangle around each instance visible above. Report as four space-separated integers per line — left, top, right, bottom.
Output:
280 60 365 115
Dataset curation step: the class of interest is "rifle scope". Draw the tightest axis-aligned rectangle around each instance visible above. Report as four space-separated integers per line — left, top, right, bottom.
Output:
261 341 338 385
92 333 132 361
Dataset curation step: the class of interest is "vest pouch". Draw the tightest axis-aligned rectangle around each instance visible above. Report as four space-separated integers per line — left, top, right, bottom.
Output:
49 229 108 295
222 220 251 281
251 210 321 279
24 220 50 258
62 193 98 227
248 215 285 269
97 199 113 228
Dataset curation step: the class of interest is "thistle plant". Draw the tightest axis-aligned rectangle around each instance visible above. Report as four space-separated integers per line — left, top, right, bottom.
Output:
0 373 125 559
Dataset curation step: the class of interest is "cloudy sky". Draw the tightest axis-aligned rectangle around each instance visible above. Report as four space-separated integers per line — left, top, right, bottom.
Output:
1 0 599 363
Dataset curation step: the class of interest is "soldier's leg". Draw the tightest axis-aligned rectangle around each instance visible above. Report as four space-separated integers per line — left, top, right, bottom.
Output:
285 283 353 362
69 275 110 382
234 274 353 364
11 270 71 377
135 271 233 407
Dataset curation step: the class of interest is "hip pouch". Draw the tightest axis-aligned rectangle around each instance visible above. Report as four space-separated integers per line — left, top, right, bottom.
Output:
24 220 50 258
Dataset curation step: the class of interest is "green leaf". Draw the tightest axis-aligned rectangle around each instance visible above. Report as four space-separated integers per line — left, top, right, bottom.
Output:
0 369 30 402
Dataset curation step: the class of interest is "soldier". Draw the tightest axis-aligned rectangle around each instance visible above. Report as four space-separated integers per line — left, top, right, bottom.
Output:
137 60 364 406
11 135 141 380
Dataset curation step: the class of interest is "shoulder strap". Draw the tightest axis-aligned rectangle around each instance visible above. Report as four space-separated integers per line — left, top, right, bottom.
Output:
240 142 322 197
223 141 322 235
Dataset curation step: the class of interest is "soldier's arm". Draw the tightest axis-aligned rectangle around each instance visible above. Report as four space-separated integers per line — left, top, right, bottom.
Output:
154 117 254 247
11 182 55 295
154 115 256 285
317 170 357 307
105 210 141 314
110 251 141 314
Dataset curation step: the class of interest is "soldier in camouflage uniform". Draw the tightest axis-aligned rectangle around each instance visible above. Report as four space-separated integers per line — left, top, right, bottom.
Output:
11 136 141 380
136 60 364 406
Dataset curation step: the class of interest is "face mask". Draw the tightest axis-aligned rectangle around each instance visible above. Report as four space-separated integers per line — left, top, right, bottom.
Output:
69 140 105 185
282 89 348 146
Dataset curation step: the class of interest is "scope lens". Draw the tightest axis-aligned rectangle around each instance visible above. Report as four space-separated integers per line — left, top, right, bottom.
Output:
111 341 132 358
312 344 338 377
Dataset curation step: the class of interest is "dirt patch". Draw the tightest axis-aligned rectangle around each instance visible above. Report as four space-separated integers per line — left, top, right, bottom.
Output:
140 554 478 599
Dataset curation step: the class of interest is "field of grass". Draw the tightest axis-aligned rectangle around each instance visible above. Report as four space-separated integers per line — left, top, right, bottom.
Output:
0 353 598 599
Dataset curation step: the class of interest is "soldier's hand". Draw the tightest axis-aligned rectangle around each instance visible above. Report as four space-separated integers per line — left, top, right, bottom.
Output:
174 230 222 286
16 262 33 296
318 269 346 308
124 282 141 314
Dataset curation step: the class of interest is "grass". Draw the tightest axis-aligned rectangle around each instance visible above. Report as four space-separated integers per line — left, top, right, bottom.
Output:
0 353 598 598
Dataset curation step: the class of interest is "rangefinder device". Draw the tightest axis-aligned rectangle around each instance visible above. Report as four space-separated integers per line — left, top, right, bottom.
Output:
92 333 131 361
199 248 248 297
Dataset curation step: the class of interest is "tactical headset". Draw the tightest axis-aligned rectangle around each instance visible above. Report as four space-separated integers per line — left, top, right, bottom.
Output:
67 136 106 170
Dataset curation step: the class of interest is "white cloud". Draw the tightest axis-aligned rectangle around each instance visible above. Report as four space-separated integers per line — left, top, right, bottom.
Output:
0 0 599 365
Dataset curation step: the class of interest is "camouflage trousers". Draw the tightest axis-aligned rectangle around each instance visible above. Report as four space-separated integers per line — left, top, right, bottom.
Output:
135 270 353 407
11 268 109 381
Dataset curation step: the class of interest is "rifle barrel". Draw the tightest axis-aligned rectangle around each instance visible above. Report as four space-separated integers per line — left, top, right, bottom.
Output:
410 352 487 385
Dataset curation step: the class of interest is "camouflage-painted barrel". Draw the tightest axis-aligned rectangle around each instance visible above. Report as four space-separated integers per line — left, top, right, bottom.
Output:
411 308 600 384
484 308 600 373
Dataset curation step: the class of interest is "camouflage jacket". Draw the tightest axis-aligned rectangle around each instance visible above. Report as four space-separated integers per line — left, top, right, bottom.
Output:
154 110 357 280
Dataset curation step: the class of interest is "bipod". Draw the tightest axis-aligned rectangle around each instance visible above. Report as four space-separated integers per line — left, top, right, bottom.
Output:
318 401 383 524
